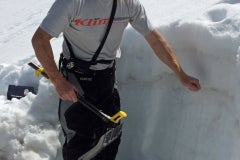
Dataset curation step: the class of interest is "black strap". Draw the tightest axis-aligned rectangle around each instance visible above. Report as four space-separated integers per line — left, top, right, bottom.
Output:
91 0 117 63
64 0 117 64
64 35 75 59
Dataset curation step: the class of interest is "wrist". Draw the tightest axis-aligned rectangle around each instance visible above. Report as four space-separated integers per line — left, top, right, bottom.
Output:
49 72 64 84
174 67 186 81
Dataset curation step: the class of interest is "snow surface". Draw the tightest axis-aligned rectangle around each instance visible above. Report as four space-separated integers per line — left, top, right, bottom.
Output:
0 0 240 160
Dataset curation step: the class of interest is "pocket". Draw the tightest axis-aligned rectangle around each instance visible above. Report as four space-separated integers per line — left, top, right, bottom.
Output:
64 102 95 132
100 88 121 116
112 88 121 112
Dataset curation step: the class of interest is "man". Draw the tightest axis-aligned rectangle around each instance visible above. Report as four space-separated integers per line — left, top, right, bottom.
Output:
32 0 201 159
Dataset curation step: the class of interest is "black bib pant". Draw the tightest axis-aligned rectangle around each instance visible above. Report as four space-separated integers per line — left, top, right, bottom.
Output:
58 66 121 160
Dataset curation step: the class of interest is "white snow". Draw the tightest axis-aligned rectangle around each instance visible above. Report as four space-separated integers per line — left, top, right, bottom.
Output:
0 0 240 160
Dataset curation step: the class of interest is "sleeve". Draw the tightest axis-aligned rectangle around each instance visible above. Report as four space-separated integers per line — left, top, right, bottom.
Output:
40 0 74 37
128 0 154 36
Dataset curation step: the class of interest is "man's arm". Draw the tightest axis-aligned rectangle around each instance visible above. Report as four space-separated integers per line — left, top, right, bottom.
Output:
32 27 78 102
145 29 201 91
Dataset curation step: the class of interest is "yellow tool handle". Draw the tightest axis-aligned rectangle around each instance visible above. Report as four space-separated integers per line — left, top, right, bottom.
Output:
110 111 127 124
34 67 45 77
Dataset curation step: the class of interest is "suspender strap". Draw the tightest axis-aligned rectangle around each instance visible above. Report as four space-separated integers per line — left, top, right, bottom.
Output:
64 35 75 59
64 0 117 64
90 0 117 63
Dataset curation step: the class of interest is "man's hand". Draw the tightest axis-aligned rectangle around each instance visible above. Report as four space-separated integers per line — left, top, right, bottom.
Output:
52 76 79 102
178 72 201 91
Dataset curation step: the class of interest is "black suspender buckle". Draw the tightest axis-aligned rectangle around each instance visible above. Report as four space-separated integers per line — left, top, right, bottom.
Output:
66 61 75 70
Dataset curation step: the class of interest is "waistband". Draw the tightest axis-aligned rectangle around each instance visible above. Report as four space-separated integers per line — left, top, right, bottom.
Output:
59 54 115 74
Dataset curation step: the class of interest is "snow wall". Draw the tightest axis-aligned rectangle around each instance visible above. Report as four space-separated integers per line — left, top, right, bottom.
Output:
117 2 240 160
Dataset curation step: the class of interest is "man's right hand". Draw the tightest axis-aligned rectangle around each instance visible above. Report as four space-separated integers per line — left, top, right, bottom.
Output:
52 76 79 102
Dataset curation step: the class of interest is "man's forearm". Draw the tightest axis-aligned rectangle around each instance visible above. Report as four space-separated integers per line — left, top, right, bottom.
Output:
145 29 185 78
32 28 79 101
32 28 62 83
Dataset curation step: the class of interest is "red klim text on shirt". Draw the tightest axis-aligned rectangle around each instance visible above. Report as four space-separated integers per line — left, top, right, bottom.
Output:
74 18 110 26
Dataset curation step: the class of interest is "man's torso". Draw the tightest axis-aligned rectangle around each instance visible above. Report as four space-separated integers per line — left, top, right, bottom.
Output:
40 0 153 66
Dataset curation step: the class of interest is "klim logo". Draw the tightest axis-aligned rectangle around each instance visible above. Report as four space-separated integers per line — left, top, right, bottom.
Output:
74 18 110 26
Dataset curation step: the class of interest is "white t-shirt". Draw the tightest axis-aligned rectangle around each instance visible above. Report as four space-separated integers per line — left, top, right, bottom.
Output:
40 0 153 64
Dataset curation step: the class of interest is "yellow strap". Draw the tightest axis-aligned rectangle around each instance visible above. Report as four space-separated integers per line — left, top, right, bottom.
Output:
34 67 44 77
110 111 127 124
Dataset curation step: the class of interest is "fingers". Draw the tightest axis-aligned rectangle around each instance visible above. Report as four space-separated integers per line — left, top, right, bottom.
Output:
188 83 200 91
52 76 80 102
60 90 78 102
180 74 201 92
187 79 201 91
56 82 79 102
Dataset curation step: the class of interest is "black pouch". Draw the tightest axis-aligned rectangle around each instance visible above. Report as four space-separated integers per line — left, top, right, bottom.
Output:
7 85 35 100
